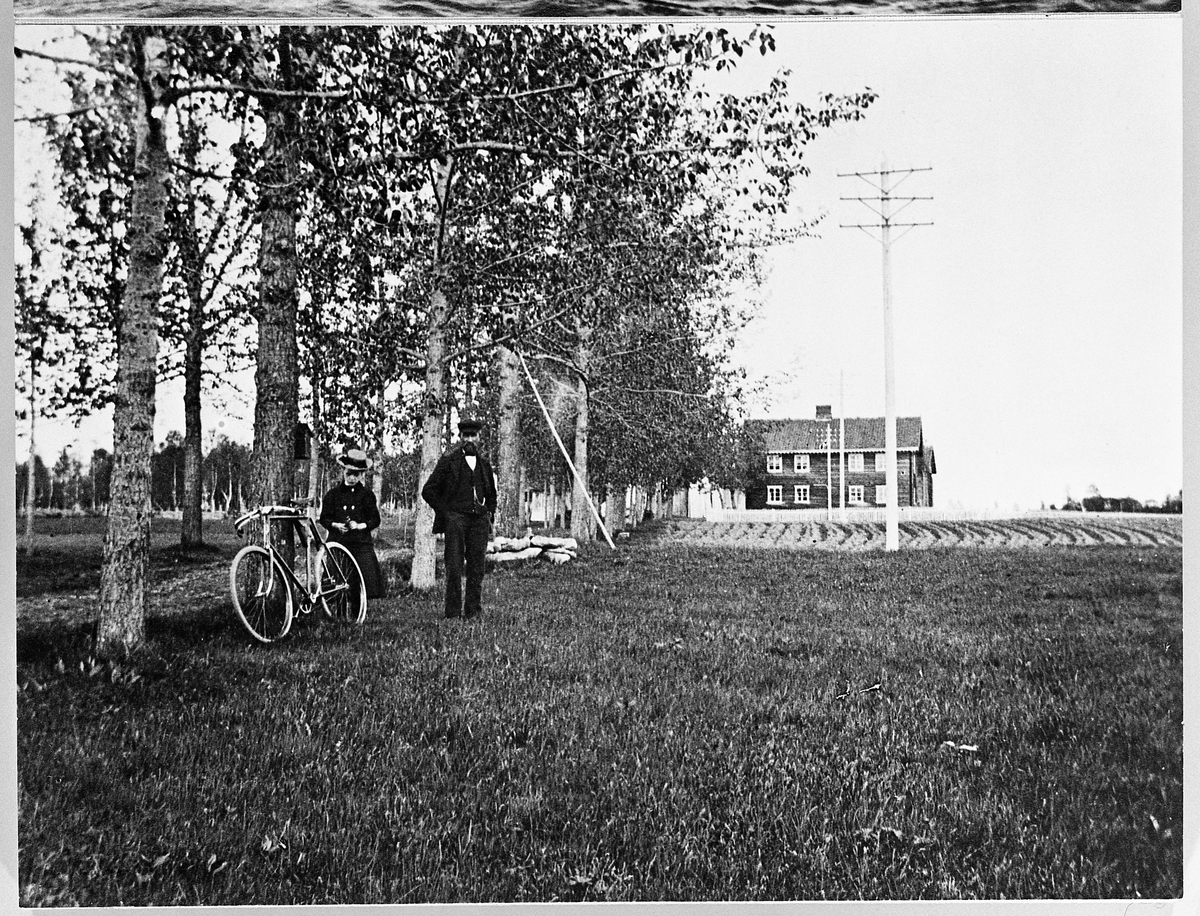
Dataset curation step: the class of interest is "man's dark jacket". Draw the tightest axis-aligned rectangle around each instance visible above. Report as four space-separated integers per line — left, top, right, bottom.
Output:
421 443 498 534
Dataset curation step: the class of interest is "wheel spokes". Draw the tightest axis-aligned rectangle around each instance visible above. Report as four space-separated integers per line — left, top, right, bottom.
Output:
231 547 292 642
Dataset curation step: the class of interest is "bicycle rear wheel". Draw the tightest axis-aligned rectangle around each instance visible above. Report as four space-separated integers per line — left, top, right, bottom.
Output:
316 542 366 624
230 545 294 642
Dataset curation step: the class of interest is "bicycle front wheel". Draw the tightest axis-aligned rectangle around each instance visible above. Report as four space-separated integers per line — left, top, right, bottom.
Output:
316 542 367 624
230 545 294 643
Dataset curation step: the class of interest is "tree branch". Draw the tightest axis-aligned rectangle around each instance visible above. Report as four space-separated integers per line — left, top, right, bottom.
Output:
607 386 716 399
15 44 129 82
15 103 116 123
161 83 352 106
410 58 684 108
526 350 583 379
167 155 234 183
445 297 581 362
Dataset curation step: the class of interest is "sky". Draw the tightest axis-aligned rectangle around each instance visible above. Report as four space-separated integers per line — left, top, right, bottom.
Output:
12 15 1184 512
723 14 1182 510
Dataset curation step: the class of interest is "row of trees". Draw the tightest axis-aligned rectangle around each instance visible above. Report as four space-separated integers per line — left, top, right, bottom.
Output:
15 448 113 513
15 24 874 655
1051 489 1184 514
14 436 245 516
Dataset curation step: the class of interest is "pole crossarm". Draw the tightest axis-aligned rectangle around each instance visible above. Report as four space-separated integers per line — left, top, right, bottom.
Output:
839 222 933 229
837 166 931 194
836 167 932 179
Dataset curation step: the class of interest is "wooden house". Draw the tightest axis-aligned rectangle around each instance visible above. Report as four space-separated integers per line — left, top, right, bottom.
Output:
746 405 936 510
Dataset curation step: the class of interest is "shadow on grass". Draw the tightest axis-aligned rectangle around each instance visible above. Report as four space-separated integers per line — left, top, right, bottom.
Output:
17 587 248 675
18 541 236 599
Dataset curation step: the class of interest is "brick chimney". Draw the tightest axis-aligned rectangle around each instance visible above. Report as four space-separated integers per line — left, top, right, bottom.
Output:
816 405 832 420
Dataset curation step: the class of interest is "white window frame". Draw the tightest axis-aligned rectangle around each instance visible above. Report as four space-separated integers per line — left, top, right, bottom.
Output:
793 454 809 473
794 485 810 504
875 485 888 505
766 485 783 505
766 454 783 474
848 485 865 504
848 453 864 472
874 452 886 472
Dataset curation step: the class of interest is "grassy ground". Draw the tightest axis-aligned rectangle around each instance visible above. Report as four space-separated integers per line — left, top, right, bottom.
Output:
14 519 1183 904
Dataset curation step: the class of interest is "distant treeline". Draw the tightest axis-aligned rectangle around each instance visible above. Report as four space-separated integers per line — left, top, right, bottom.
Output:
1050 491 1182 514
16 432 425 516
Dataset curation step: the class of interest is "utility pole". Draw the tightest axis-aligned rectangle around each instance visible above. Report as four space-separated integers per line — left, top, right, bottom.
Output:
839 369 847 523
840 161 932 551
823 422 833 521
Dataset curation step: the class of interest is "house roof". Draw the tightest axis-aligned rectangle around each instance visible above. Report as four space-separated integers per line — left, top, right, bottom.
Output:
759 417 927 452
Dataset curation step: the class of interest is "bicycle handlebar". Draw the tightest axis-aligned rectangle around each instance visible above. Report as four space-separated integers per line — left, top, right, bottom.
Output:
233 504 309 533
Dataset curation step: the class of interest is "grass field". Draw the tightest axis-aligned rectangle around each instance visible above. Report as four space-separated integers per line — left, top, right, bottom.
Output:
14 516 1184 904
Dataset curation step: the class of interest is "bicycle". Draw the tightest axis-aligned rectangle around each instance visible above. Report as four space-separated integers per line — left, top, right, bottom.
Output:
230 501 367 643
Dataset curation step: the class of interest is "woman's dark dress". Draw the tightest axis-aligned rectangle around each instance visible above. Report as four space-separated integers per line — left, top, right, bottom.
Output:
318 481 387 599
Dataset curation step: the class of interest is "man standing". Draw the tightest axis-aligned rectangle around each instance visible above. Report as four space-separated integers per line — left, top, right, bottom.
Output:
421 417 498 619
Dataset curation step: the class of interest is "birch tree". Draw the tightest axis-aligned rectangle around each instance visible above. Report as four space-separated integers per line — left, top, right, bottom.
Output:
93 29 171 655
15 24 348 654
24 27 259 554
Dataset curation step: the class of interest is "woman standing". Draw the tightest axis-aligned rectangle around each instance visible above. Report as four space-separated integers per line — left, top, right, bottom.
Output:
319 446 387 600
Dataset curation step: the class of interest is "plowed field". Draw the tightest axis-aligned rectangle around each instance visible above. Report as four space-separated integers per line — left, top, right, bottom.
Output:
654 514 1183 551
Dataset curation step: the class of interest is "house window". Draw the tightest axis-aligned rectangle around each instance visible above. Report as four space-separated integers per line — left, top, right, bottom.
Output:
766 454 782 474
875 485 888 505
794 486 810 504
793 454 809 473
767 485 783 505
848 485 864 504
848 453 864 472
874 452 886 472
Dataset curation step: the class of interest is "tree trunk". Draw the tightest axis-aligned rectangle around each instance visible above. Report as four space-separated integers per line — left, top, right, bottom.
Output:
249 33 300 561
225 458 234 512
570 324 595 542
372 386 385 511
96 33 170 658
410 287 449 589
517 462 529 530
411 155 456 591
307 320 324 519
179 202 205 550
494 344 523 538
24 349 36 555
308 388 322 511
608 484 627 535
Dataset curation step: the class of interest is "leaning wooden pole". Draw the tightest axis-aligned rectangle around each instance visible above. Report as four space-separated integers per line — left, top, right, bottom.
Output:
516 350 615 550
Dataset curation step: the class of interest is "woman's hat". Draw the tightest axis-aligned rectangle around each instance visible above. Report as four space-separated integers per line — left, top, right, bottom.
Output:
337 447 371 471
457 417 482 435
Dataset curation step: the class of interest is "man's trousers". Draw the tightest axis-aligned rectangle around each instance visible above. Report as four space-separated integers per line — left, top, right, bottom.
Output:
442 510 490 617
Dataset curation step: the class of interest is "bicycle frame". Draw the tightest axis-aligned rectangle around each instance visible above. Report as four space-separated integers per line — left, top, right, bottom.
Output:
233 505 353 612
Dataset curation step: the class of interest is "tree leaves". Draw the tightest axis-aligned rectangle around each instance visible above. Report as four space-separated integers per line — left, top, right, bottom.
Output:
18 21 876 510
